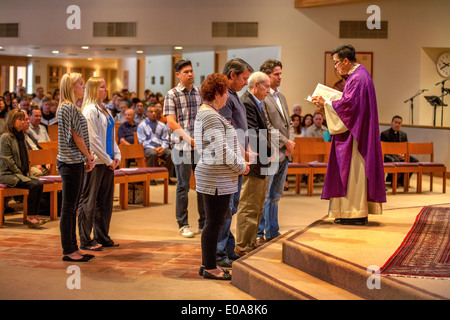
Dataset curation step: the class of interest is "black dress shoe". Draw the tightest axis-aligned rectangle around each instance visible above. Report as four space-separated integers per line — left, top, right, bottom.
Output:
203 270 232 281
217 258 233 268
62 255 93 262
335 217 368 225
228 253 241 261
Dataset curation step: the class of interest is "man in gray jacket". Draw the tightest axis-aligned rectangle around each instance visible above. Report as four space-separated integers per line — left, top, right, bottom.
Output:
258 59 295 243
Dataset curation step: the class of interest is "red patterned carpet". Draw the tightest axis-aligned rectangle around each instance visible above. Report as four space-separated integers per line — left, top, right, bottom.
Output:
381 206 450 279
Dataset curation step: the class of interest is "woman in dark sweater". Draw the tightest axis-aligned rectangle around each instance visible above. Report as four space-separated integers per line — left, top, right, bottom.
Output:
0 109 44 228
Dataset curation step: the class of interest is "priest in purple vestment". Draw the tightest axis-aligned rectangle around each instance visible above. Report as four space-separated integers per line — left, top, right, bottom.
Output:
312 44 386 225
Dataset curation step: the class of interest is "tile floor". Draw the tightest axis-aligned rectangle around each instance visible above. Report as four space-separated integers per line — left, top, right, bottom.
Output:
0 231 204 280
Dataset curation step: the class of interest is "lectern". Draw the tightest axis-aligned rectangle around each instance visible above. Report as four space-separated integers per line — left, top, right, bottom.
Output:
424 96 446 126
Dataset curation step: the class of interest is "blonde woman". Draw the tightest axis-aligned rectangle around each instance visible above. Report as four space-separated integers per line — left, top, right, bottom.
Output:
0 109 44 227
57 73 95 262
78 77 121 251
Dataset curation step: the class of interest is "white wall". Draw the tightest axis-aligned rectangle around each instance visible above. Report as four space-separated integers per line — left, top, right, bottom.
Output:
1 0 450 126
145 55 172 95
183 51 215 88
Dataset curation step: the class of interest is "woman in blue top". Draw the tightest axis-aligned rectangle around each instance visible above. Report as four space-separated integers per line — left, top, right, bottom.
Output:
78 77 121 251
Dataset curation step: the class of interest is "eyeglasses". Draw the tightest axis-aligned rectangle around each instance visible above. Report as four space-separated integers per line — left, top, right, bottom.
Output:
333 59 343 66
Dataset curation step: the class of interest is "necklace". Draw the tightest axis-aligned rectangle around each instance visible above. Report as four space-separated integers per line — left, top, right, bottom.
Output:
97 102 112 124
205 102 219 112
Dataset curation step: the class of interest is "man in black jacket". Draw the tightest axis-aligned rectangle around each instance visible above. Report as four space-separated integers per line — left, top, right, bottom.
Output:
235 71 272 255
380 115 418 185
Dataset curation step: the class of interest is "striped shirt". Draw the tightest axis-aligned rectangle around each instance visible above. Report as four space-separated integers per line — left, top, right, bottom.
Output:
57 102 90 164
137 119 169 150
163 83 202 151
194 109 246 196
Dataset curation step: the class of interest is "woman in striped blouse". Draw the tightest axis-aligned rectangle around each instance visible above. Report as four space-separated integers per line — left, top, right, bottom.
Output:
56 73 95 262
194 73 250 280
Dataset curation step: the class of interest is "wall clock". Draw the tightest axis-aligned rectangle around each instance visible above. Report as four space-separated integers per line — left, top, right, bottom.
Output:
436 52 450 77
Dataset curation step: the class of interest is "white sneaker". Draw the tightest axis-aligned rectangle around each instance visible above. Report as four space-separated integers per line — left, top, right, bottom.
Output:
179 225 194 238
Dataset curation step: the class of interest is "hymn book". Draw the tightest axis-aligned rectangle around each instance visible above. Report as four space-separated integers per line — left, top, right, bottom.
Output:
306 83 343 103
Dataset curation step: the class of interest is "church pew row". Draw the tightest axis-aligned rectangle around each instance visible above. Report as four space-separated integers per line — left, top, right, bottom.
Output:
287 139 445 197
0 145 168 228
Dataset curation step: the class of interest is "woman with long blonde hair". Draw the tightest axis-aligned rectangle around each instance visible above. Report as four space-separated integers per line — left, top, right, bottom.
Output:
57 73 95 262
77 77 121 251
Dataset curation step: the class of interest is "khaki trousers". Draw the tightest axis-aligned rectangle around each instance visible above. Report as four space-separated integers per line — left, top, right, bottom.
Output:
235 175 267 252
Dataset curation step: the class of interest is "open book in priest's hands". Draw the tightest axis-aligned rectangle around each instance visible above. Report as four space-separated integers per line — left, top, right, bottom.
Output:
306 83 342 103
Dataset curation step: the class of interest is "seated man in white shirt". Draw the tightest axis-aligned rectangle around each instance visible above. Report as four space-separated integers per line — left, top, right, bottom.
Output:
305 111 328 138
28 107 50 144
22 110 50 177
137 105 174 184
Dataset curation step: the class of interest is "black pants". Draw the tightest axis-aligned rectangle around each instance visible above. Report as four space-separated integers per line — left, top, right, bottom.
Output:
57 161 85 255
78 164 115 247
200 191 231 270
15 178 43 216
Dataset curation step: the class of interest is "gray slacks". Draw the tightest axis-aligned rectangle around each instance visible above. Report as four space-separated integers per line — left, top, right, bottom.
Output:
78 164 115 247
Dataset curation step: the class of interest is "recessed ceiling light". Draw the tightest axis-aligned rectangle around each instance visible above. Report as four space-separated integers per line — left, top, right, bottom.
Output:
136 50 143 54
81 46 89 50
0 46 3 50
52 50 59 54
27 54 32 57
174 46 183 50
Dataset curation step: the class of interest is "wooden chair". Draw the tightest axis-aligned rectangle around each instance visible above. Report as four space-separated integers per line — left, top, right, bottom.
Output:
298 141 329 196
286 137 323 195
407 142 446 193
47 125 58 141
28 148 61 221
287 162 311 194
118 143 169 209
115 122 122 144
0 186 28 227
39 141 58 150
380 142 420 193
292 137 323 163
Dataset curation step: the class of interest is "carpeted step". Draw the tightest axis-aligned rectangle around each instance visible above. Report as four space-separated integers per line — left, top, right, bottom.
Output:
282 219 447 300
231 231 363 300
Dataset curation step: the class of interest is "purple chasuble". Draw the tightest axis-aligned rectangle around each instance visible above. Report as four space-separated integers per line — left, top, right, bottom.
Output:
321 65 386 203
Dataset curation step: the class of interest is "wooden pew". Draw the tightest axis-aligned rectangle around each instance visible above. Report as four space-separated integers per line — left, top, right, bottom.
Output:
0 186 28 227
408 142 446 193
47 125 58 142
287 137 323 195
118 143 169 209
380 141 420 193
297 140 329 196
28 148 61 222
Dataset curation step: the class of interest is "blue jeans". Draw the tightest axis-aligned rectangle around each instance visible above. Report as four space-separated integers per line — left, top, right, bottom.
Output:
216 175 242 261
173 149 205 229
258 157 288 239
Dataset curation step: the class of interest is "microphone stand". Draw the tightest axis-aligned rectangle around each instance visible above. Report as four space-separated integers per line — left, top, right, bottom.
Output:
404 88 428 124
435 78 449 127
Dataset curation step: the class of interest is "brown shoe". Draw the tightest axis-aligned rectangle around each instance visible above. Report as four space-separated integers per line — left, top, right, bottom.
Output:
256 237 265 247
234 248 248 257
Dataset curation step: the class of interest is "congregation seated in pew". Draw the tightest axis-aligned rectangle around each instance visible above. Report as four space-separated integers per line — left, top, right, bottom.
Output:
137 105 174 184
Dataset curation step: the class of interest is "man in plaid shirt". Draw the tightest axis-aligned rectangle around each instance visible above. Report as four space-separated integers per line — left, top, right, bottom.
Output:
164 60 205 238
